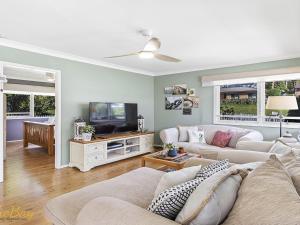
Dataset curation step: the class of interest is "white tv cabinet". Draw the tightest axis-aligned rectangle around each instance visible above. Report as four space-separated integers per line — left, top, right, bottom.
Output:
69 132 154 172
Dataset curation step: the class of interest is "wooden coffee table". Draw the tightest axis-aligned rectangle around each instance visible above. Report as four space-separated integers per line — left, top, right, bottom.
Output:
141 151 200 170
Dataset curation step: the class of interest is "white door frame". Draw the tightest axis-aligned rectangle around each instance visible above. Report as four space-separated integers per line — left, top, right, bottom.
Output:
0 61 62 182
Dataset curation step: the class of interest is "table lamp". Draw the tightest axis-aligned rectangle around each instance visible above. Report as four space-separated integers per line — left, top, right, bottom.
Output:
266 96 298 137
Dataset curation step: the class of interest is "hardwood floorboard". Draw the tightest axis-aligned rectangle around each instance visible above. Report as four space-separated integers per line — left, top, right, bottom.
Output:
0 141 160 225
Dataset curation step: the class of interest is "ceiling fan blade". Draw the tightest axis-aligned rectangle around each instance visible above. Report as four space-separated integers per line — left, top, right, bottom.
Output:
154 53 181 62
104 52 138 59
143 37 161 51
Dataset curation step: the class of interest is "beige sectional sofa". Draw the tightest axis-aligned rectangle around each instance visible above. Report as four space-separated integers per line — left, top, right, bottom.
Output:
160 125 275 164
46 154 300 225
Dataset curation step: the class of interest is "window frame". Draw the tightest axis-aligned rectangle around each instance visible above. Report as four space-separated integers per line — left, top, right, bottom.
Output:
214 80 300 128
4 90 55 119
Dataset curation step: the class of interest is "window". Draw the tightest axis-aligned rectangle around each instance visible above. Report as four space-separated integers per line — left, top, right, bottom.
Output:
6 94 30 116
265 80 300 123
6 92 55 118
214 77 300 127
220 83 257 122
34 95 55 116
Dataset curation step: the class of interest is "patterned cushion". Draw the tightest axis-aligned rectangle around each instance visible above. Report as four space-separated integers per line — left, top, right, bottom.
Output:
148 160 229 220
148 177 205 220
195 159 229 179
211 131 232 148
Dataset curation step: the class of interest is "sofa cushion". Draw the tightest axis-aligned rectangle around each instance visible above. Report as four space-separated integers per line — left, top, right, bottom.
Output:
154 165 202 197
269 140 292 154
176 142 233 153
279 151 300 195
148 161 228 220
211 131 232 148
222 155 300 225
148 177 206 220
228 129 249 148
195 159 229 179
175 169 247 225
188 129 206 144
178 126 198 142
45 167 164 225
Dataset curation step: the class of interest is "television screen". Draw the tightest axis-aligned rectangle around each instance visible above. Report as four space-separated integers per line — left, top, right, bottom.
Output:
89 102 138 134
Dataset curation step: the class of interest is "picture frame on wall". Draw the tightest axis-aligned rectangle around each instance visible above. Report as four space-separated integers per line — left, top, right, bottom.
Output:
183 97 193 109
183 108 192 115
187 88 196 96
183 96 199 108
165 96 183 110
164 86 174 95
173 84 187 95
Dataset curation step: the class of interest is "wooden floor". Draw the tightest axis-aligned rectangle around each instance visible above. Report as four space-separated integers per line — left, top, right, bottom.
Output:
0 141 158 225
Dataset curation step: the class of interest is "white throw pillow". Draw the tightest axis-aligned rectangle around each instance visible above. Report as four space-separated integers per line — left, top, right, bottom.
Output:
154 166 202 197
188 129 206 144
175 169 245 225
269 140 292 155
228 130 249 148
178 126 198 142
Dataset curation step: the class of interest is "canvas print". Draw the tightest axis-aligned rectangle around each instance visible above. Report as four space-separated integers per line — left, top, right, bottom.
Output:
164 86 174 95
173 84 187 95
183 108 192 115
183 97 193 108
184 96 199 108
187 88 196 96
165 96 183 110
191 96 199 108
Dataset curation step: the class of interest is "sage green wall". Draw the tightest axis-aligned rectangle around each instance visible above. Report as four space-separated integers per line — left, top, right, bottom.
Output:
0 46 154 165
154 58 300 144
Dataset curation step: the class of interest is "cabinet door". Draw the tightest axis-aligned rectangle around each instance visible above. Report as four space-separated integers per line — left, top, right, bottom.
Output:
140 134 154 153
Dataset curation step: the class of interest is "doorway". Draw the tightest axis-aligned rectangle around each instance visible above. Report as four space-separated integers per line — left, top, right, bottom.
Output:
0 62 62 182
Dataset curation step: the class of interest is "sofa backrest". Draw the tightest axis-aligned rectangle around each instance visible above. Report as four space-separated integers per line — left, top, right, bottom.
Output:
197 125 259 144
160 124 263 144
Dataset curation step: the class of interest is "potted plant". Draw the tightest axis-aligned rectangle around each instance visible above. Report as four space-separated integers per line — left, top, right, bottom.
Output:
82 125 95 141
165 143 177 157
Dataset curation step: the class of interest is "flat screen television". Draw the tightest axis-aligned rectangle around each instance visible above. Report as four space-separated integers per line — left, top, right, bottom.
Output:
89 102 138 135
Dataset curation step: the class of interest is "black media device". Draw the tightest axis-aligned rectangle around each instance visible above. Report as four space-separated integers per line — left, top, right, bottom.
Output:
89 102 138 135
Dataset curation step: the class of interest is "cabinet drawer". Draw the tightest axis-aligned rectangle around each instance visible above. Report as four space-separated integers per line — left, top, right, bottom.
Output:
87 151 106 165
85 143 106 153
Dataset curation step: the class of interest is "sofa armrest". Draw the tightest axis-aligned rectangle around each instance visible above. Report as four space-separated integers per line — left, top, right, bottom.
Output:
236 141 273 152
160 127 179 144
75 197 180 225
239 130 264 142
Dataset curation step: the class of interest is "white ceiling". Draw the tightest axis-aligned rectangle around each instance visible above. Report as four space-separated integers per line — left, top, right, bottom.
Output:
0 0 300 76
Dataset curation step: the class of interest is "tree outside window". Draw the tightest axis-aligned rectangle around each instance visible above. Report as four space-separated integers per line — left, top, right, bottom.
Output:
6 93 55 117
34 95 55 116
6 94 30 116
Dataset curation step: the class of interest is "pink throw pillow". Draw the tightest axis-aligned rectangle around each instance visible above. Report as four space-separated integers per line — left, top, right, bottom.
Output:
211 131 232 148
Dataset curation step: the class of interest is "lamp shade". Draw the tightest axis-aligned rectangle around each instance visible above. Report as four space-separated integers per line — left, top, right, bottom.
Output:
266 96 298 110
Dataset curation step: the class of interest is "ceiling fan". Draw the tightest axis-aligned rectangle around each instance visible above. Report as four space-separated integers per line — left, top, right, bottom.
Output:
105 32 181 63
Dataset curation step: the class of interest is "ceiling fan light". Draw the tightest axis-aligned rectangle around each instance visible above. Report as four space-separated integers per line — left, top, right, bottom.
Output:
139 51 154 59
